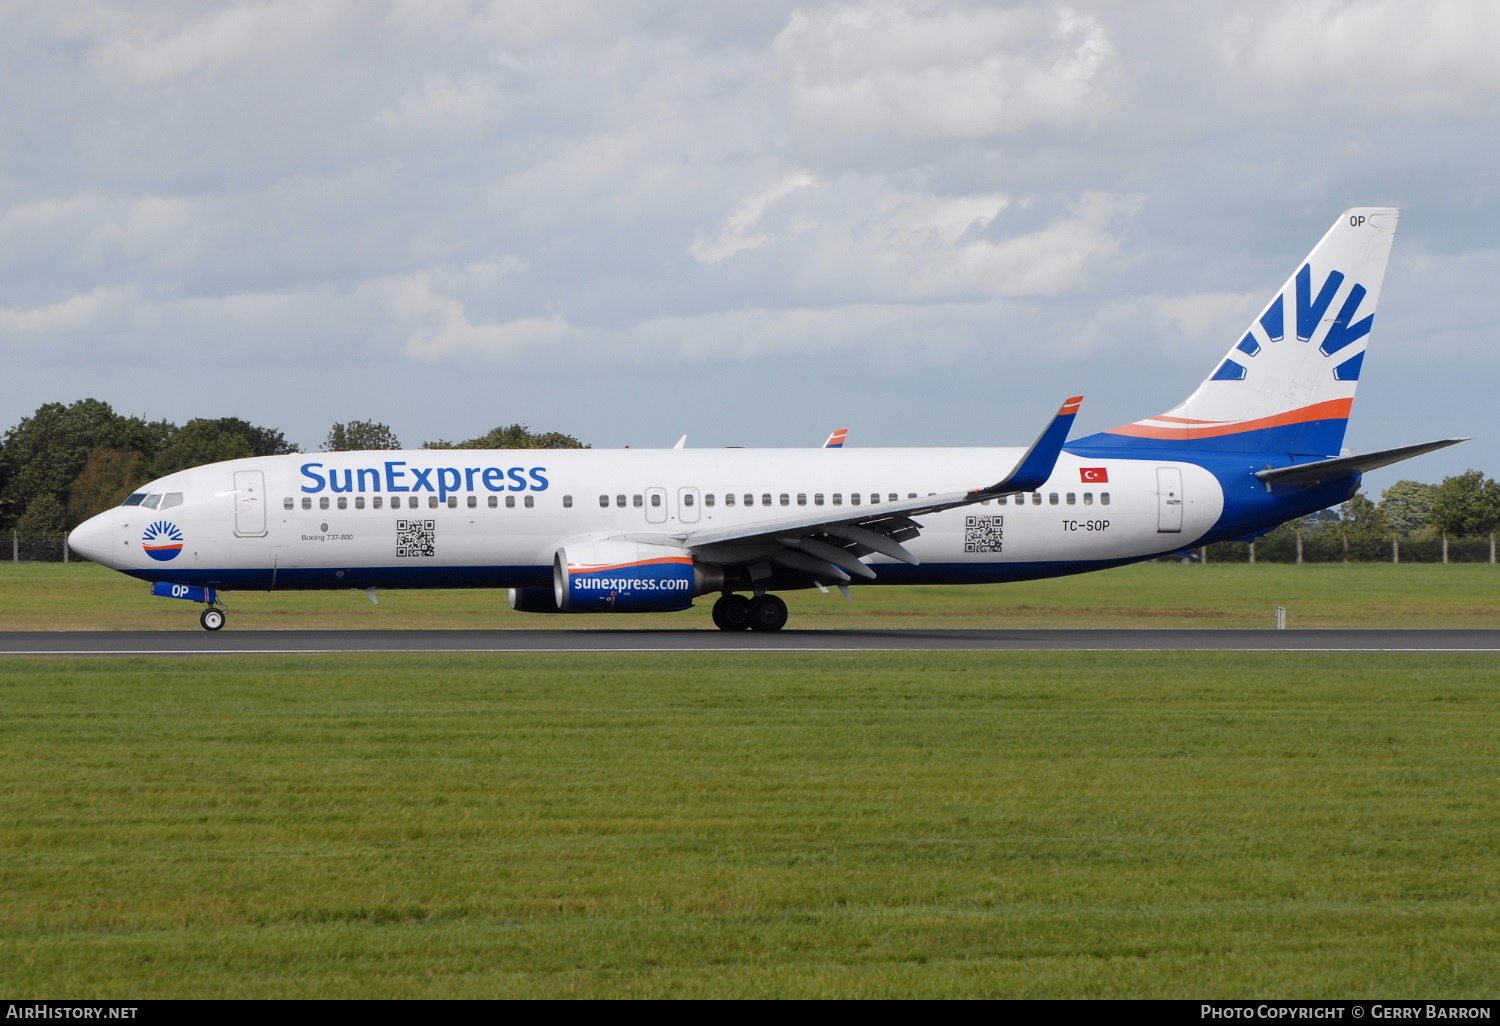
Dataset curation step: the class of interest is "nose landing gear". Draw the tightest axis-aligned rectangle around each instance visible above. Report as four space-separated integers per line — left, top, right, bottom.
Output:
199 607 226 631
711 592 787 632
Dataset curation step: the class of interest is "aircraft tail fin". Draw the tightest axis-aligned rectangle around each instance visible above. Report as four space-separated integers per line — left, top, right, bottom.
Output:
1076 208 1399 456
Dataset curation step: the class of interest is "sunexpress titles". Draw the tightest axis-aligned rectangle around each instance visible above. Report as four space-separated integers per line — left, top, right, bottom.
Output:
300 461 549 503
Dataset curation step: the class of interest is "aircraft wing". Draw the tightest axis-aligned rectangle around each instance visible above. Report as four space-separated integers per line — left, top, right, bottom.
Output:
623 397 1082 583
1255 438 1467 488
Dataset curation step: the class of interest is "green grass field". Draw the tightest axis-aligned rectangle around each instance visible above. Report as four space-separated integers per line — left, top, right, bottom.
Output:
2 652 1498 998
1 560 1497 630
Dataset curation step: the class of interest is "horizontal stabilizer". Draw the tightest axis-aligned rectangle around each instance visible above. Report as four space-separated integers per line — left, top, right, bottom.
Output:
1255 438 1467 487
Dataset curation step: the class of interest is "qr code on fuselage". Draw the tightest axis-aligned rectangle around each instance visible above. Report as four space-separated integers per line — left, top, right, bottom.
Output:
964 515 1003 553
396 519 436 558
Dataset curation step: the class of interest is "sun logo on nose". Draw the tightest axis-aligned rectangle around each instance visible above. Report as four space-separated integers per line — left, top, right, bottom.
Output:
142 521 185 561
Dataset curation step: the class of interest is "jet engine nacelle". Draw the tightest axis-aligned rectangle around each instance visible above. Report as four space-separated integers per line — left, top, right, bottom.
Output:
553 540 720 613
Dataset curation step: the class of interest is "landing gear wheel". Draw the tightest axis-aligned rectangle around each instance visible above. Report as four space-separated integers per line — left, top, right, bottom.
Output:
712 594 753 631
200 608 226 632
747 594 788 632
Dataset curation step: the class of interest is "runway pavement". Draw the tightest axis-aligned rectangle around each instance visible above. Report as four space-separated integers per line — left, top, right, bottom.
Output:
2 628 1499 655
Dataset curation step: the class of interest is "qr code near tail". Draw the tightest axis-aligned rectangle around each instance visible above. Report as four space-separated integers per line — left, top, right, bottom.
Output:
964 515 1003 553
396 519 436 558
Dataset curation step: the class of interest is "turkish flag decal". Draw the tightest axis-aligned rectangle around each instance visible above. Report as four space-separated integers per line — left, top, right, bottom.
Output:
1080 467 1109 483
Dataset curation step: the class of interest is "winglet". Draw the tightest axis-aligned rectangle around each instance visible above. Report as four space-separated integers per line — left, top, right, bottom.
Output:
977 396 1083 495
823 428 848 449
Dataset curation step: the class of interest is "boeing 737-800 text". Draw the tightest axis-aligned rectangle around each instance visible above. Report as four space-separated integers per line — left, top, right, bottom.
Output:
68 208 1463 631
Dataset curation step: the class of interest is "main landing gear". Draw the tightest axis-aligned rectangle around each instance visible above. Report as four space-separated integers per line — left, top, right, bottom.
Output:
199 607 226 632
711 593 788 632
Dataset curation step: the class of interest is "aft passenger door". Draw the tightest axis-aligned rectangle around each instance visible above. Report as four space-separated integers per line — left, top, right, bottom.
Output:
1156 467 1183 533
233 470 267 537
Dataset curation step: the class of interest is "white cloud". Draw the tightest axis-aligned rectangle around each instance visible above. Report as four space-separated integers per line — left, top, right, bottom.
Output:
92 0 354 83
374 273 569 360
691 171 817 263
1159 291 1259 341
0 286 132 334
715 181 1133 303
376 76 498 130
775 2 1113 137
1221 0 1500 104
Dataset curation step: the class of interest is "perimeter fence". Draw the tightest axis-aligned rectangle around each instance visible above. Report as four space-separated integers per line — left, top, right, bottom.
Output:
1203 531 1497 564
6 533 87 563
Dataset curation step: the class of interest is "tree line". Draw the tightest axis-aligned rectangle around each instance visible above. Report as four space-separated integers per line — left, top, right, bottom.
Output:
0 399 585 534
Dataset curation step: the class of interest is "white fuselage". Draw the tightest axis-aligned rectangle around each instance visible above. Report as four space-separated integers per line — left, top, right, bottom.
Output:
71 446 1224 591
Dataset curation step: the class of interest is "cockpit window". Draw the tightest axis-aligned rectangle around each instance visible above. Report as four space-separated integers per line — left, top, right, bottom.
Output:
140 494 163 510
160 493 184 510
122 493 146 507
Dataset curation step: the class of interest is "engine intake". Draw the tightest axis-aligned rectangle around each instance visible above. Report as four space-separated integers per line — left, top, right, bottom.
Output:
553 540 720 613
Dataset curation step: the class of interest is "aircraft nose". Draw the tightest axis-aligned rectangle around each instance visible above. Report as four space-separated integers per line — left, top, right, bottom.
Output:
68 513 115 566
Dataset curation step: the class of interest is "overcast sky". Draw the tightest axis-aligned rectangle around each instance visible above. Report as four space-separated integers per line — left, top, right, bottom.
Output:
2 0 1496 491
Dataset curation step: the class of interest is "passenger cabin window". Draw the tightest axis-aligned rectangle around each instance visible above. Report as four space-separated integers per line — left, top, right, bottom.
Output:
633 494 643 507
1083 493 1093 505
563 495 573 508
488 495 498 508
1066 493 1076 505
524 495 534 508
684 493 696 507
338 497 348 509
888 493 898 502
651 494 662 507
320 497 330 510
284 497 294 510
302 497 312 510
599 495 609 508
779 494 788 506
467 496 476 508
1031 493 1042 505
797 494 807 506
1101 492 1111 505
725 493 735 507
506 495 516 508
814 493 824 506
744 494 753 507
761 493 771 506
122 493 146 506
356 497 366 510
833 493 843 505
869 493 879 504
705 494 715 507
850 493 861 506
428 496 439 508
141 494 162 509
907 493 917 499
447 496 457 509
616 495 626 508
373 497 383 509
1048 493 1059 505
409 496 419 509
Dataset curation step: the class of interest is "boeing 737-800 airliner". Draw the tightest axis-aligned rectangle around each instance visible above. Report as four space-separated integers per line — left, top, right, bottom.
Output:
68 208 1463 631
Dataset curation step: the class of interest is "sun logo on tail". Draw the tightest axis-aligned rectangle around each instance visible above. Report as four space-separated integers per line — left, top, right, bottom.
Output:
142 521 184 561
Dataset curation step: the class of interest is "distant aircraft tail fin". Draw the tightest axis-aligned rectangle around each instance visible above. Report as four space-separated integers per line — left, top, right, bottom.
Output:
1075 208 1399 456
823 428 848 449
